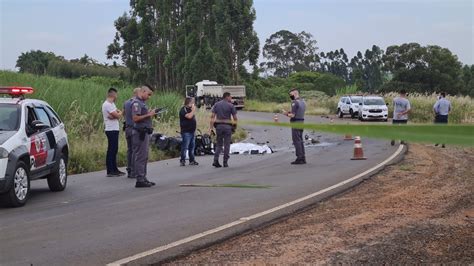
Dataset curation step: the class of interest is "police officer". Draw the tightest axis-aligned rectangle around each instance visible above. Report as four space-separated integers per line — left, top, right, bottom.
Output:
123 87 140 178
283 88 306 165
131 85 156 188
210 92 238 168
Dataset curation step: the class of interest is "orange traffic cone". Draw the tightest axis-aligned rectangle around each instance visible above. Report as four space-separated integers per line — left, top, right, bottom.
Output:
273 114 279 122
344 133 353 140
351 136 367 160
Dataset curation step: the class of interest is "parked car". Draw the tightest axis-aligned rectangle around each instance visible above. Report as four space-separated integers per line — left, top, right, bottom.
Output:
357 96 389 121
0 87 69 207
337 95 362 118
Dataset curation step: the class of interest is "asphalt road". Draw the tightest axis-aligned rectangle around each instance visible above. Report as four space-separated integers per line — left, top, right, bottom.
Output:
0 112 398 266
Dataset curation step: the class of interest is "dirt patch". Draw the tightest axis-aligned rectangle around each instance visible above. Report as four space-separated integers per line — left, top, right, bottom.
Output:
166 144 474 264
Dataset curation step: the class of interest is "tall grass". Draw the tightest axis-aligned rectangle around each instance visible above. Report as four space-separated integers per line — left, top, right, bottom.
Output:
0 71 183 173
336 84 359 95
245 93 473 124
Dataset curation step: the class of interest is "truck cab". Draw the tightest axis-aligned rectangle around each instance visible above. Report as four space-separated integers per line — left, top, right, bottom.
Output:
186 80 246 109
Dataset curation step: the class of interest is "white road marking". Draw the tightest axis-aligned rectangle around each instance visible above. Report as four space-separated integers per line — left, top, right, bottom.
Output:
108 145 405 266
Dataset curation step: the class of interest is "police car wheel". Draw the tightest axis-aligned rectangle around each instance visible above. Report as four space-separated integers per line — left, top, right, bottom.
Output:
337 109 343 118
0 161 30 207
47 153 67 192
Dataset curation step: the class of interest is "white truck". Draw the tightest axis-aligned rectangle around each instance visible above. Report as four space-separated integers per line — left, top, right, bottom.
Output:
186 80 246 109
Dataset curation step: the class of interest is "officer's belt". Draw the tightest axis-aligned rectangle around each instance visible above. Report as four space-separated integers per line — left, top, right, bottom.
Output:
290 118 304 122
133 127 153 134
214 122 233 126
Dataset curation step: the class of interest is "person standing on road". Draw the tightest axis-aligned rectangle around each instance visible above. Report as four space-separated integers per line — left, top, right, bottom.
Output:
131 85 157 188
433 92 451 148
102 88 125 177
179 97 199 166
283 88 306 165
391 89 411 146
123 87 140 178
210 92 238 168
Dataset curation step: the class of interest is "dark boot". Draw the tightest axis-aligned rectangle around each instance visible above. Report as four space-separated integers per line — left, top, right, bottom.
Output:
223 161 229 168
212 161 222 168
136 181 153 188
291 159 306 165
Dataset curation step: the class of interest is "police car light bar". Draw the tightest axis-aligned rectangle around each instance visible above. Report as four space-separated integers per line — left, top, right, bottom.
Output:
0 86 34 96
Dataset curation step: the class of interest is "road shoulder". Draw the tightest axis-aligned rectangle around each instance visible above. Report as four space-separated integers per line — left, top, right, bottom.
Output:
166 144 473 264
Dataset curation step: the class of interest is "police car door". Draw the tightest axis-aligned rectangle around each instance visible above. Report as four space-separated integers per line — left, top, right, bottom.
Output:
44 105 65 148
26 105 56 173
342 98 350 114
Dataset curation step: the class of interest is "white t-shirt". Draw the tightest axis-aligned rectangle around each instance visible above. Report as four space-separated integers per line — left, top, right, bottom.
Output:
102 100 120 131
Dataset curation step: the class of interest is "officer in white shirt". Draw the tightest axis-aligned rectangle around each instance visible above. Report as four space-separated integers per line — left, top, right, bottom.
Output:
102 88 124 177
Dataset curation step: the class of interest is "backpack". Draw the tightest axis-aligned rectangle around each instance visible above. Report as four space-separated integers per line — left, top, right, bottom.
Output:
195 130 214 155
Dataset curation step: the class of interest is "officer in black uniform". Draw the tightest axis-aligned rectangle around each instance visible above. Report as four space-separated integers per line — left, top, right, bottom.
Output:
210 92 238 168
283 88 306 165
131 85 156 188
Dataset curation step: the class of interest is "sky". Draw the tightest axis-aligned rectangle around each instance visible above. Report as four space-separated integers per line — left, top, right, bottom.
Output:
0 0 473 71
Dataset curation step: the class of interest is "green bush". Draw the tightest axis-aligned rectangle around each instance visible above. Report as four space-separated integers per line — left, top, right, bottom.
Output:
245 79 289 103
288 71 346 95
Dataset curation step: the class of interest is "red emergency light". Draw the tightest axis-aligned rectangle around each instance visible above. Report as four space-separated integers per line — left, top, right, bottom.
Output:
0 86 35 97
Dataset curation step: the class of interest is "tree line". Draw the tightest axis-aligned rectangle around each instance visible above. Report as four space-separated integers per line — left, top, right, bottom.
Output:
260 30 473 96
16 50 130 80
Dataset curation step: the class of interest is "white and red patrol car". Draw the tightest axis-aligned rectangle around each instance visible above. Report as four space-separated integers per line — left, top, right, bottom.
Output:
0 87 69 207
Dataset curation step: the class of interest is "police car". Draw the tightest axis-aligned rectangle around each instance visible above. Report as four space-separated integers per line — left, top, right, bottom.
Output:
337 95 362 118
357 96 389 121
0 87 69 207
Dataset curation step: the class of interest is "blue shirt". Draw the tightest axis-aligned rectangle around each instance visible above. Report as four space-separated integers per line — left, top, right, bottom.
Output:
290 98 306 122
123 98 134 127
131 97 152 129
433 98 451 116
211 100 237 123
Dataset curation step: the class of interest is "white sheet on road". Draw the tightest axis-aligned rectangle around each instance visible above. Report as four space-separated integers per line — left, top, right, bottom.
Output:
230 143 273 154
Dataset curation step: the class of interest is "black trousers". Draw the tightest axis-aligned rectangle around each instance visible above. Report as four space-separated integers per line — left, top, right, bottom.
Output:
435 115 448 123
105 130 119 174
